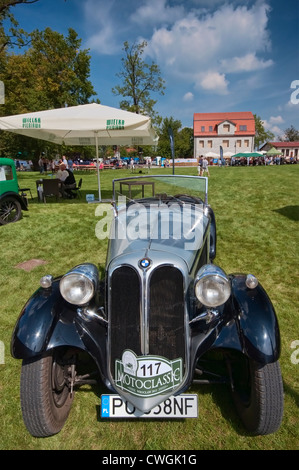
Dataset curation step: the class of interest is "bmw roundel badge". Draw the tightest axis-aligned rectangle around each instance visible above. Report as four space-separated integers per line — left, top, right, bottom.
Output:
139 258 151 269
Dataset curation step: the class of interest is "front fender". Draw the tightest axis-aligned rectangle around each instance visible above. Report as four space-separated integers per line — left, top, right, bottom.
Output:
229 273 281 363
11 279 84 359
0 191 28 211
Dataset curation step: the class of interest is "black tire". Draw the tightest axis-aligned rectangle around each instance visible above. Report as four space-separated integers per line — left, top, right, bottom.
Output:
231 357 284 435
0 197 22 225
20 350 75 437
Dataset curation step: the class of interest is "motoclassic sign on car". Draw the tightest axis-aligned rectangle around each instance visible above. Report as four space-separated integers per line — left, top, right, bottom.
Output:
115 350 182 397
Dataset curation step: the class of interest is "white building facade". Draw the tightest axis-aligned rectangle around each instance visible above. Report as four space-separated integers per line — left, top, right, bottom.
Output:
193 112 255 158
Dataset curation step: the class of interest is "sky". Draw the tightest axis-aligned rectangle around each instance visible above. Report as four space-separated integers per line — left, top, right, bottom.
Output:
8 0 299 140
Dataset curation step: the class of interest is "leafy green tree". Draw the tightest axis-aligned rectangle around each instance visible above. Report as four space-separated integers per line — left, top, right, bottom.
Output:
0 26 97 159
156 117 182 158
0 1 40 56
175 127 194 158
254 114 275 149
279 125 299 142
112 40 165 124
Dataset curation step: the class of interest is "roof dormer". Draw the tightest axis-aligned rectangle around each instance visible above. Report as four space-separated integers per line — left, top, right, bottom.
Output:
217 120 236 135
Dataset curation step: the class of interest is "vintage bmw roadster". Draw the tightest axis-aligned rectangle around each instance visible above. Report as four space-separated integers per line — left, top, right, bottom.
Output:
11 175 284 437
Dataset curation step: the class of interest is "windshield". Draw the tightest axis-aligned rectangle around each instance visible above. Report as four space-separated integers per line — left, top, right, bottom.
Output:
112 175 208 206
107 175 209 260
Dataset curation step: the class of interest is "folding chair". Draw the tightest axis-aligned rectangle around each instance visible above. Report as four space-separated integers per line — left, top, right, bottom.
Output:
18 185 33 200
73 178 82 198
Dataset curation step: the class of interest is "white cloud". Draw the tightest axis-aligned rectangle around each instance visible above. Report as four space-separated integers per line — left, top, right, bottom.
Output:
220 53 273 73
262 119 284 138
269 115 284 124
199 72 229 94
183 92 194 102
145 2 273 94
84 0 122 54
130 0 184 26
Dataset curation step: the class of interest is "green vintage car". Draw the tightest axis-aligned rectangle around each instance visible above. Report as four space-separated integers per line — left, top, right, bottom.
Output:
0 158 28 225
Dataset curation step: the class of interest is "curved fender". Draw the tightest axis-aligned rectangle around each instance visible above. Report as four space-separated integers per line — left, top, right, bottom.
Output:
11 279 85 359
229 273 281 363
0 191 28 211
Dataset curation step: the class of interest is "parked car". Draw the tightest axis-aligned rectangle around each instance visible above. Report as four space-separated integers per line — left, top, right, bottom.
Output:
11 174 284 437
0 158 28 225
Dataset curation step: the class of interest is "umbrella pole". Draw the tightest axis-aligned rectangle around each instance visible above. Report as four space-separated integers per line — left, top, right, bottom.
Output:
95 132 101 202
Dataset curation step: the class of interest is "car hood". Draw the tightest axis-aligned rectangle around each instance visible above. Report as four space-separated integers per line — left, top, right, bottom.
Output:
106 202 209 272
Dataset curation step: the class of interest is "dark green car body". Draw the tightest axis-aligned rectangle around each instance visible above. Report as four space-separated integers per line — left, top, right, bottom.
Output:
0 157 28 225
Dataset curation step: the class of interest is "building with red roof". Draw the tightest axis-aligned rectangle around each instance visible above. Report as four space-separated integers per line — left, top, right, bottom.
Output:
193 111 255 158
260 141 299 159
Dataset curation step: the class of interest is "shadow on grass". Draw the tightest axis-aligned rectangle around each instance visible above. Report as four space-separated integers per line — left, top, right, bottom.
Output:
273 205 299 221
27 189 113 205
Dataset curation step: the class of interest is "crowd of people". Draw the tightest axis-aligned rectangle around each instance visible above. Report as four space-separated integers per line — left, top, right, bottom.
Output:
38 154 75 174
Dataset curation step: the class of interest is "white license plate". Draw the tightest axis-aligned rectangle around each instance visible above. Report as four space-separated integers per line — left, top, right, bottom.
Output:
100 394 198 418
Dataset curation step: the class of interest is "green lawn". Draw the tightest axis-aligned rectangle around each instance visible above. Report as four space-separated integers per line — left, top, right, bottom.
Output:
0 164 298 450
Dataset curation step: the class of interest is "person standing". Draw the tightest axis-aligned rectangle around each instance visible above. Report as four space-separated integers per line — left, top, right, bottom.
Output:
198 156 203 176
202 157 210 176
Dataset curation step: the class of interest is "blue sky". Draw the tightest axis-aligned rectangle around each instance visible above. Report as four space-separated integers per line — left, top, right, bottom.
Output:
8 0 299 139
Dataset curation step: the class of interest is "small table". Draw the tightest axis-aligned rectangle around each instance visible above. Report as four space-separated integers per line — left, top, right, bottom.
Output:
119 181 155 199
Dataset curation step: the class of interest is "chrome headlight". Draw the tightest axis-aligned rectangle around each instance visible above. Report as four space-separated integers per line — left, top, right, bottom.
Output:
60 263 98 305
194 264 231 307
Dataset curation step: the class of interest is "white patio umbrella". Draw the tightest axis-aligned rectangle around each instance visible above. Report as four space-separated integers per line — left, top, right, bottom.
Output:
0 103 158 201
205 151 218 157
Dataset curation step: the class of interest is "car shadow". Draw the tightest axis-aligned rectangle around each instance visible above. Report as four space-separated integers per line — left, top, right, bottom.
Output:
273 205 299 222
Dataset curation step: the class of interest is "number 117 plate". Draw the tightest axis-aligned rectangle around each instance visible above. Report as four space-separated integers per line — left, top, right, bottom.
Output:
100 394 198 419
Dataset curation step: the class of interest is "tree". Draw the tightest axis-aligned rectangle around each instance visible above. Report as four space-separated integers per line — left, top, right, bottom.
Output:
279 125 299 142
0 1 40 56
175 127 194 158
156 117 182 158
0 27 97 159
254 114 275 149
112 41 165 123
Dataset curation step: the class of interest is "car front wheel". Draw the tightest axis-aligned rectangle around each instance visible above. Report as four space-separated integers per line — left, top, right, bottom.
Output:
231 357 284 435
20 349 75 437
0 197 22 224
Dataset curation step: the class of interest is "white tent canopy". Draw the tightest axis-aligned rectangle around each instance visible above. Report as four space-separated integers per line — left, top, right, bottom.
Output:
0 103 158 200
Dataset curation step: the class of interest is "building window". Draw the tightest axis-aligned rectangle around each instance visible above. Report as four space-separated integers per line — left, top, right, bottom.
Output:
209 126 213 132
199 140 204 148
223 124 230 132
207 140 212 148
236 140 241 148
244 140 249 147
201 126 205 132
240 125 247 131
222 140 229 148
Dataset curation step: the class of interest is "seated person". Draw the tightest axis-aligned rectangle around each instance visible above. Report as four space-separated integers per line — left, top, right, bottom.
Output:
56 163 76 198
